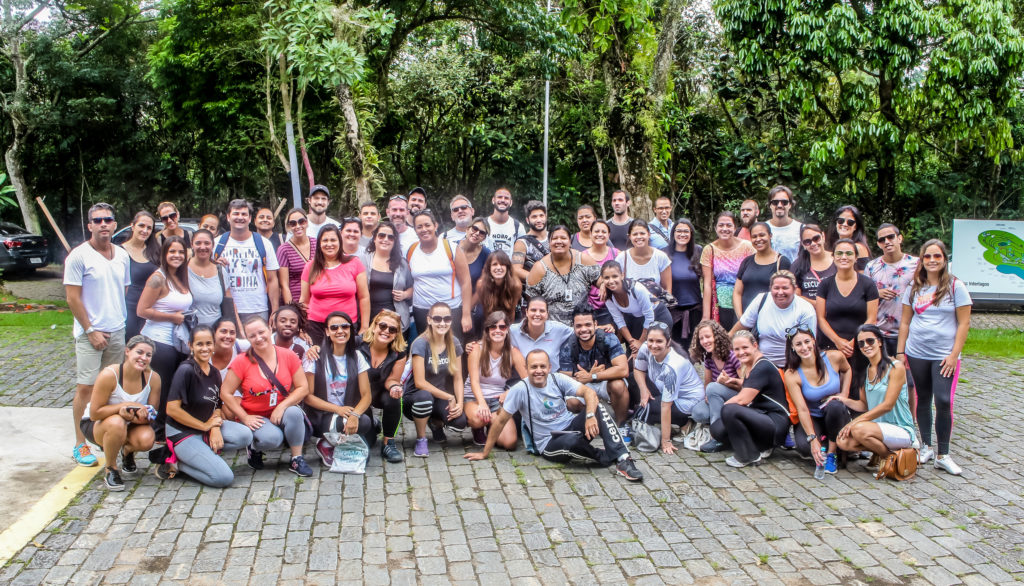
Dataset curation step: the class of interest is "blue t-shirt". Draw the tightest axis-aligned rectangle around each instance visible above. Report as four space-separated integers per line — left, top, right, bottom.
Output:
503 373 579 453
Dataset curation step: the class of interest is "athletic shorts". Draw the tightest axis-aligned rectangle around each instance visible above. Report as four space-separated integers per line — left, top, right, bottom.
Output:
75 329 126 385
80 419 97 445
464 396 502 413
876 422 913 450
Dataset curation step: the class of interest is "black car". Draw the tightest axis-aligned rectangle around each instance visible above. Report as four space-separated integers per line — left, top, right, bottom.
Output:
0 222 50 273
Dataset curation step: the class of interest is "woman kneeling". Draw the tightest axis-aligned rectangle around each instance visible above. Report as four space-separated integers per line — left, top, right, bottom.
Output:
465 311 525 450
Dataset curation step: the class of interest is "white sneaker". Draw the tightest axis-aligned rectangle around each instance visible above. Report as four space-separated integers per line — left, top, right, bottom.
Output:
917 445 934 464
760 448 773 460
725 455 760 468
934 455 962 476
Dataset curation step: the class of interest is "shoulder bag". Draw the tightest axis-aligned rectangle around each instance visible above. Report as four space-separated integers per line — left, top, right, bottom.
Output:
630 405 660 453
876 448 918 481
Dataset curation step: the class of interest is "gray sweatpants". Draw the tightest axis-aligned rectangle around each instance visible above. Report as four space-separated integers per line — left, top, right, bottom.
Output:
251 405 306 451
689 382 738 425
166 421 253 488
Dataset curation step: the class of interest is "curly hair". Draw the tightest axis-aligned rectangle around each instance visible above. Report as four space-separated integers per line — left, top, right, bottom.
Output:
689 319 732 364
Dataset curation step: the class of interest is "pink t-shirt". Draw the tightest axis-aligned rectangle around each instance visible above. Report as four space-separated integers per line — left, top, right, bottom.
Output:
301 257 365 323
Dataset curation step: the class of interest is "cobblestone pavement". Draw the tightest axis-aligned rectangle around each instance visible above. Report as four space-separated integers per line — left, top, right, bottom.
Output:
1 345 1023 585
1 266 66 302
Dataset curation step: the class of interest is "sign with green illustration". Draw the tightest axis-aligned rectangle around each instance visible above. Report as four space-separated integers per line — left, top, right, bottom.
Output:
952 219 1024 302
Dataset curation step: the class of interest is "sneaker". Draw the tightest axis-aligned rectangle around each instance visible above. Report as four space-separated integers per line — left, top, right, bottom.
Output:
289 455 313 477
824 452 838 474
725 455 760 468
154 462 176 480
381 439 404 463
615 457 644 482
760 448 773 460
934 455 962 476
104 467 125 491
782 433 795 450
619 425 633 446
430 425 447 443
315 439 334 467
414 437 429 457
120 450 137 476
472 427 488 446
73 443 98 467
246 447 264 470
700 439 726 453
672 429 688 444
918 445 934 464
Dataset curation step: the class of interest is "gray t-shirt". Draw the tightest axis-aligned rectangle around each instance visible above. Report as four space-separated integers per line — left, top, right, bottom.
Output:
739 293 818 367
188 268 228 327
503 373 579 453
902 279 972 360
406 335 463 393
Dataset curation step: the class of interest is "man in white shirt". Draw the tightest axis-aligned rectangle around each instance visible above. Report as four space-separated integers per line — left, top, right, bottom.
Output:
216 199 281 321
484 187 525 254
444 195 475 244
359 201 379 249
305 185 340 239
607 190 633 250
766 185 801 262
387 195 418 254
64 202 131 467
648 196 673 250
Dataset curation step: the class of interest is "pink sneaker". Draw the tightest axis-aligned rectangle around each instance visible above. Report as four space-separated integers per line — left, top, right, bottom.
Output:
315 439 334 467
472 427 488 446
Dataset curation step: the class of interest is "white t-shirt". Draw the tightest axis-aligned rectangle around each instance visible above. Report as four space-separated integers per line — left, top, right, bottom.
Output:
615 249 671 283
635 345 704 413
396 226 418 256
220 233 281 314
769 220 802 263
445 227 468 245
303 352 370 407
738 293 818 367
306 216 340 240
484 216 525 255
63 242 131 338
902 279 972 360
408 239 461 309
605 282 655 330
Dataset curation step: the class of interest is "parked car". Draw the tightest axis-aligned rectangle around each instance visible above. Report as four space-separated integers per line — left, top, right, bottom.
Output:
0 222 50 273
111 220 200 246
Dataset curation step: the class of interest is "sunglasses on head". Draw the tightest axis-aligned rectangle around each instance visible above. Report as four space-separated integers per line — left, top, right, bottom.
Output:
389 195 408 202
487 323 509 332
160 211 179 222
785 325 813 338
877 233 897 243
836 218 857 227
430 315 453 324
770 199 790 207
328 323 352 332
801 234 822 246
377 322 399 335
857 337 878 348
376 232 395 241
287 218 308 228
90 216 116 225
451 204 470 213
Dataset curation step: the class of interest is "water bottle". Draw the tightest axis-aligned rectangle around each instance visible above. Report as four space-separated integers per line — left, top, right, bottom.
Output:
814 445 827 480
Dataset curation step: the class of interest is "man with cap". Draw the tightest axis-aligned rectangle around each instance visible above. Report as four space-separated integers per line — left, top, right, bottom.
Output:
408 187 428 214
304 184 340 240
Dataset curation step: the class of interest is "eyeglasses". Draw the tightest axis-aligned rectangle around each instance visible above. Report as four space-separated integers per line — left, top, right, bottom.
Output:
487 323 509 332
328 323 352 332
877 233 897 243
836 218 857 227
376 232 395 241
834 250 856 258
857 338 878 348
801 234 823 246
286 218 308 228
450 204 470 213
770 199 791 207
429 315 453 324
377 322 399 335
90 216 116 225
160 211 179 222
922 253 944 260
468 225 488 236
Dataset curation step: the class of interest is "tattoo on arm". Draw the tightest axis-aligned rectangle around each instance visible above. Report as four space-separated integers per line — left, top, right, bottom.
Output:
147 272 165 289
511 252 526 265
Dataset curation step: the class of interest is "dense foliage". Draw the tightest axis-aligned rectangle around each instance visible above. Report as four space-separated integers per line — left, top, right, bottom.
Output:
1 0 1023 247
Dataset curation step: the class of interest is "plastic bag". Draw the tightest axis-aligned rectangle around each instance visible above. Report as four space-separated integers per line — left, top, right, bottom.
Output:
324 414 368 474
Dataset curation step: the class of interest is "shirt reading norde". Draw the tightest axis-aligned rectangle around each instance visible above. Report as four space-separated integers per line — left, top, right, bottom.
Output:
502 373 579 453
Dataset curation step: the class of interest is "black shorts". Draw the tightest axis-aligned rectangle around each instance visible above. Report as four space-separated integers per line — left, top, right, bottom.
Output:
80 419 97 445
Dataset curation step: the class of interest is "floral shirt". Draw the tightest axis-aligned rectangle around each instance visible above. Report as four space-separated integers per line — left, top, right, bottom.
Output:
864 254 918 338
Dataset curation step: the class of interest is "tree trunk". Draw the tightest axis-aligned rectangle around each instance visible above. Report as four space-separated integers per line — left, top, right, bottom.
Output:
593 143 607 219
5 133 39 233
3 32 40 233
877 73 896 202
335 83 372 204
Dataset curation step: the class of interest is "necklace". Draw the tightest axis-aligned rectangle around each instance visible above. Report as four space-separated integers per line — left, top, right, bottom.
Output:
549 251 576 287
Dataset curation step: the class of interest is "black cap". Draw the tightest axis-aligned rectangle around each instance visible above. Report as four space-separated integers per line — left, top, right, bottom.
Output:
309 184 330 198
407 186 426 197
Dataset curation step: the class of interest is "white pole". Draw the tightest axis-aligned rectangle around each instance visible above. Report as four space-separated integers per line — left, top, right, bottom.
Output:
285 121 302 210
542 0 552 208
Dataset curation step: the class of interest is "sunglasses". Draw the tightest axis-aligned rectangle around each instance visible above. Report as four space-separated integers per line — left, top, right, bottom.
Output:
785 325 813 338
377 322 399 335
469 225 488 236
451 204 470 213
328 323 352 332
834 250 856 257
836 218 857 227
877 233 897 243
649 321 669 330
857 337 879 348
801 234 823 246
376 232 396 241
389 195 408 202
90 216 116 225
287 218 308 228
487 323 509 332
160 211 179 222
922 253 944 261
770 199 791 207
429 315 453 324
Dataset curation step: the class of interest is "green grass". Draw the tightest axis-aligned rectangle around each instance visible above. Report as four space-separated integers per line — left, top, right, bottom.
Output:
0 309 73 327
964 329 1024 359
0 293 68 307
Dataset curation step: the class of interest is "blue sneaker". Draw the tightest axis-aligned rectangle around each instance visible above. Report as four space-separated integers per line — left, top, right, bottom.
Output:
782 433 796 450
289 455 313 477
73 443 98 467
824 452 838 474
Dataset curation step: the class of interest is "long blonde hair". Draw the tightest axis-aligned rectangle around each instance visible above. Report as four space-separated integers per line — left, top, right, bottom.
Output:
425 302 457 376
909 239 953 305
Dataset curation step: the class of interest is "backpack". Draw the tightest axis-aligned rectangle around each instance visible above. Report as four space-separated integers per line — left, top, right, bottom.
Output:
213 232 270 282
406 238 456 298
566 329 612 372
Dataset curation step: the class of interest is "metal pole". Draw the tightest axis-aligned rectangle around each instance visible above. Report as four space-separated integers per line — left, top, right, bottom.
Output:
542 0 552 208
285 121 302 210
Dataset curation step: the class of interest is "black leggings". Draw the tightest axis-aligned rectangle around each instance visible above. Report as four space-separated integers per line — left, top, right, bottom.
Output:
907 355 957 455
402 388 468 431
711 403 790 463
640 397 690 427
151 340 185 441
792 400 851 458
540 406 628 466
621 302 674 341
311 409 375 448
371 388 403 438
716 307 737 331
670 304 701 353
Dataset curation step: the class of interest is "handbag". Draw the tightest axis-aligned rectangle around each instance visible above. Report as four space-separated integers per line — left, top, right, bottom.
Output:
683 422 710 451
875 448 918 481
630 405 661 453
172 311 198 354
323 414 369 474
217 266 236 323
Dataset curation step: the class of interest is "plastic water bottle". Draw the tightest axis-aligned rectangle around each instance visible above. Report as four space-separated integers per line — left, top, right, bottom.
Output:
814 446 827 480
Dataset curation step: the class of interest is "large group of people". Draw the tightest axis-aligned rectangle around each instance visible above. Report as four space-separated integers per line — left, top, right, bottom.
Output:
64 185 973 491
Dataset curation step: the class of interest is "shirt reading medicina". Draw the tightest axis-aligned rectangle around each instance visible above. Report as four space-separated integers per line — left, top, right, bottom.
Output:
221 234 280 314
502 373 579 453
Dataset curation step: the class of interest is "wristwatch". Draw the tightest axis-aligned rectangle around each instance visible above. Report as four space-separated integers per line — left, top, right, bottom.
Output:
85 326 96 335
585 412 595 420
591 373 597 382
806 434 816 444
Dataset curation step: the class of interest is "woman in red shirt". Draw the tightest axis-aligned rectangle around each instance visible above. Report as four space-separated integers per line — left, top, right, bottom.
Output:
300 224 370 345
220 315 312 476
